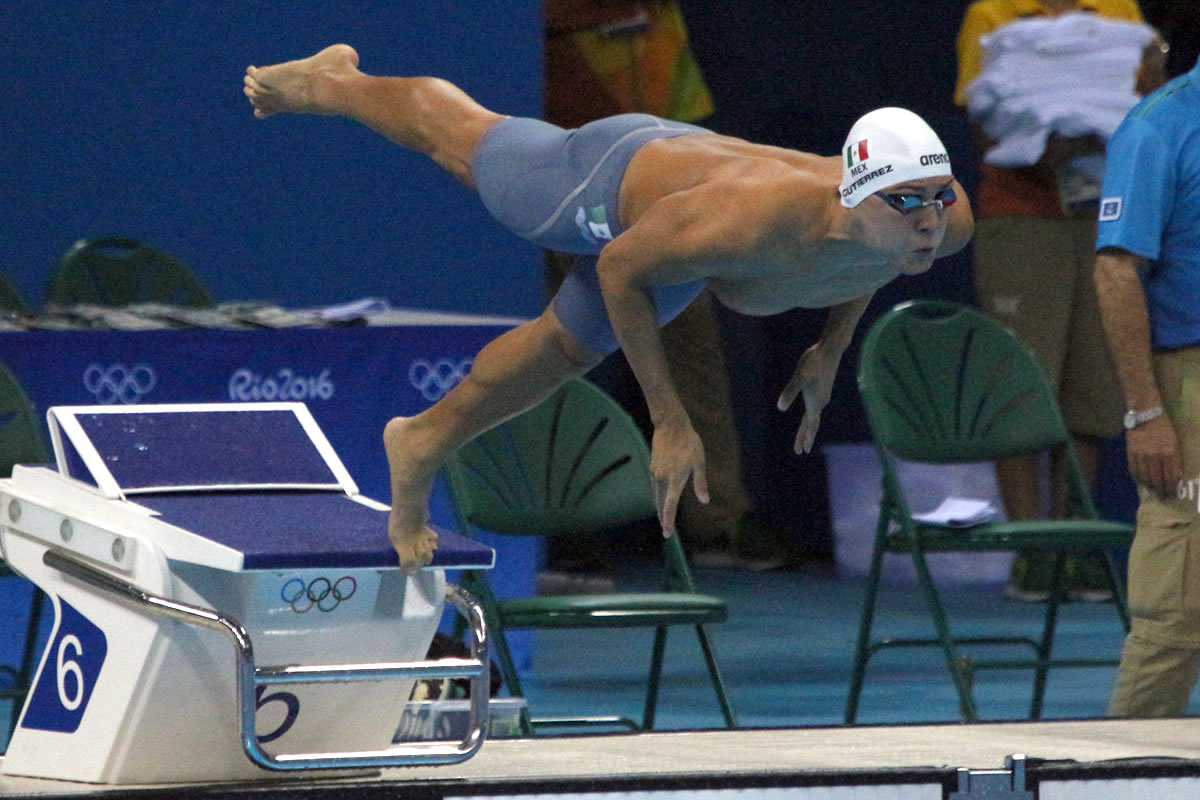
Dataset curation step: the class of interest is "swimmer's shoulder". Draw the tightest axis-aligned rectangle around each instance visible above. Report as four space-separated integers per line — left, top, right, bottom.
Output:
700 166 834 258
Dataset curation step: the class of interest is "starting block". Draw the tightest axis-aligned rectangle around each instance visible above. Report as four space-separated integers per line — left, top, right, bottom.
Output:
0 402 496 784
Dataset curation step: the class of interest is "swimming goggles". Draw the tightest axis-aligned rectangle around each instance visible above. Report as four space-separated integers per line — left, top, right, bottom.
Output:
875 187 958 214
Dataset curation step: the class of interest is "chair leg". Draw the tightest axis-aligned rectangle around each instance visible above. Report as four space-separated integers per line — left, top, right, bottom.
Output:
1030 551 1067 719
641 626 668 730
845 515 890 724
694 624 738 728
909 548 978 721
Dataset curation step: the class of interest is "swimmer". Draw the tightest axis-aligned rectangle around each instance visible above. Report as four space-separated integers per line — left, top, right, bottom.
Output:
244 44 975 573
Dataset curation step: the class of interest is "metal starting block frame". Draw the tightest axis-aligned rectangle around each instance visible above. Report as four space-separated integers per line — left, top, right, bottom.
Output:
0 403 496 784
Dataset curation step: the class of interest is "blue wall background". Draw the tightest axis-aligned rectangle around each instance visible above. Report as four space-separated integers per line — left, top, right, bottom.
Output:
2 1 544 316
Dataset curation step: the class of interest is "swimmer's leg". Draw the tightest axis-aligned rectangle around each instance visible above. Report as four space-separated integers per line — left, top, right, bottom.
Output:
244 44 504 185
384 308 604 572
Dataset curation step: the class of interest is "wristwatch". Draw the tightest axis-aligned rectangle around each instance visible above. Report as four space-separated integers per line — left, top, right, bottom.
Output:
1123 405 1164 430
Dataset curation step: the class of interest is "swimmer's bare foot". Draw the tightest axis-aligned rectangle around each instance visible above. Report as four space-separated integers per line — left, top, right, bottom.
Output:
383 415 440 575
389 503 439 576
244 44 360 119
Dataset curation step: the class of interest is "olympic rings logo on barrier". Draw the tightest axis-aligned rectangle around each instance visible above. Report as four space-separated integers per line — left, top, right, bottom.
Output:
409 358 473 402
280 576 357 613
82 363 157 405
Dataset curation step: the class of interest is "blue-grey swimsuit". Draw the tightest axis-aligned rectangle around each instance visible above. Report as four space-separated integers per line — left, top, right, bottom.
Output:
472 113 710 354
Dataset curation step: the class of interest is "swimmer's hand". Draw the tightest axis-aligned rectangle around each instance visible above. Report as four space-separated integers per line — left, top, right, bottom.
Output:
777 343 838 455
649 418 709 538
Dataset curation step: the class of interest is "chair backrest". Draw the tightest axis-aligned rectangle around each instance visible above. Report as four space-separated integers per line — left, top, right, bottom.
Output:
443 379 657 538
858 300 1071 464
0 360 49 478
47 237 215 308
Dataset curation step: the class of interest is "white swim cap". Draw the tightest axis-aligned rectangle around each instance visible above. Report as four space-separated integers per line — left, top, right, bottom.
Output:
838 107 952 208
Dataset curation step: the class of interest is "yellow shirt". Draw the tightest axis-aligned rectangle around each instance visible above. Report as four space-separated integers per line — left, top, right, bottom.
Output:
953 0 1145 217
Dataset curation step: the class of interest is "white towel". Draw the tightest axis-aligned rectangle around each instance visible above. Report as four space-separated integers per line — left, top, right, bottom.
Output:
965 12 1154 167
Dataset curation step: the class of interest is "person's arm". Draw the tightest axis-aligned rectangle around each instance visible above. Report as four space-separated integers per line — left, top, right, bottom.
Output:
1094 246 1181 496
600 264 703 538
777 294 873 454
596 179 774 535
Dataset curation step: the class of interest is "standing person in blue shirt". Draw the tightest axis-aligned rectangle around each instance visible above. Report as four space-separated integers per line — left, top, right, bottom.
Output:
1095 53 1200 717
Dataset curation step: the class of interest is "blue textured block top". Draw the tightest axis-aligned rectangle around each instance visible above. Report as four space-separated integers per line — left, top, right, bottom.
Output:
138 491 493 570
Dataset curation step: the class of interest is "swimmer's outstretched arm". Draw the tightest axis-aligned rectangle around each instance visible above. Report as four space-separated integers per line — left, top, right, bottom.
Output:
597 248 707 537
596 181 767 537
776 294 873 454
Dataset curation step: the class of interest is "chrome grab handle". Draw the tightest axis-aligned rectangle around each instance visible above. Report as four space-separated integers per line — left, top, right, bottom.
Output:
42 548 490 770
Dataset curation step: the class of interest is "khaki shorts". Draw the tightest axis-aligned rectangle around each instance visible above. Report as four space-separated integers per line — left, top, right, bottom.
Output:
973 216 1123 438
1127 348 1200 647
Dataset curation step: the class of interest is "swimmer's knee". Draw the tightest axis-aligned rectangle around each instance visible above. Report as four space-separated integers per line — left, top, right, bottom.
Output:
416 79 505 185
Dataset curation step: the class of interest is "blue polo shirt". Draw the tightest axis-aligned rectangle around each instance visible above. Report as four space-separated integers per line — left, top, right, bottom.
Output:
1096 59 1200 350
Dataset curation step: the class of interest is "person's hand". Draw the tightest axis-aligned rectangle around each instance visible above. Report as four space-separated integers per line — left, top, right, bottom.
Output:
649 419 708 537
776 343 837 454
1126 415 1184 499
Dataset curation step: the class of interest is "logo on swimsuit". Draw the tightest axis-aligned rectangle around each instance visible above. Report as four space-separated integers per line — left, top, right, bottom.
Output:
575 206 613 245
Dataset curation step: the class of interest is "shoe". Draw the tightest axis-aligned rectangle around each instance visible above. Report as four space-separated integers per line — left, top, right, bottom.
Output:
1004 582 1052 603
1066 553 1114 603
1004 552 1051 603
1005 552 1115 603
1067 586 1114 603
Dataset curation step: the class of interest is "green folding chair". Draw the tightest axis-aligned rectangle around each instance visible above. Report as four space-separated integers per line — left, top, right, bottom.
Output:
46 237 214 308
845 300 1134 723
0 360 50 733
443 378 737 734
